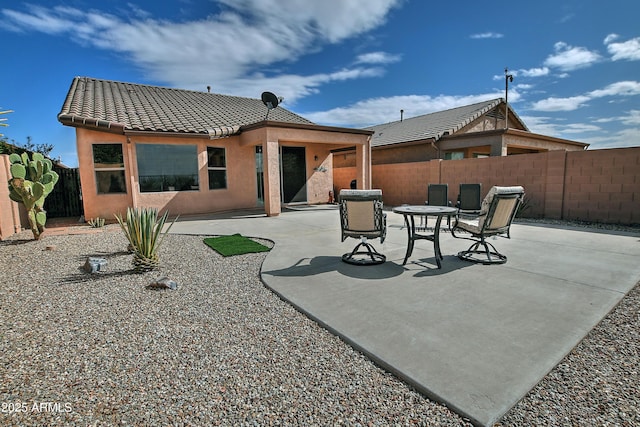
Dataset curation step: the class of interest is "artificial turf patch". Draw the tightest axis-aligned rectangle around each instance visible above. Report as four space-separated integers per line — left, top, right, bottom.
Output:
203 234 271 257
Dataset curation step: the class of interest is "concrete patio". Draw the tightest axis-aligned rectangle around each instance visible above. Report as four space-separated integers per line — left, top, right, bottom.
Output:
170 205 640 426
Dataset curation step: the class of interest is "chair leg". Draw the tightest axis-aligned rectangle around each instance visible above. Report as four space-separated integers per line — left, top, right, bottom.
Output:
457 238 507 265
342 238 386 265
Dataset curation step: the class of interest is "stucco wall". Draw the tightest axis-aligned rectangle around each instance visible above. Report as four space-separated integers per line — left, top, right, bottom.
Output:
335 147 640 225
0 154 25 239
76 128 338 220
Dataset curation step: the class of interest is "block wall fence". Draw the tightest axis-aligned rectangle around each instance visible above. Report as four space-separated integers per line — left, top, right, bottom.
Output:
334 147 640 225
2 147 639 239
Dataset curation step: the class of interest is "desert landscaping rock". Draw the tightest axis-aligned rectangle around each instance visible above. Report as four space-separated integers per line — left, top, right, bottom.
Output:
82 257 108 273
148 276 178 290
1 223 638 426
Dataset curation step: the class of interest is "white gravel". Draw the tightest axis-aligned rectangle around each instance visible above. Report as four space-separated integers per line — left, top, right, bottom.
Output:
1 224 638 426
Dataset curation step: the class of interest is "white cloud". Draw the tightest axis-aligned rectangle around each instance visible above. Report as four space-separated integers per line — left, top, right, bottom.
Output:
518 115 559 135
530 96 591 112
1 5 76 34
605 35 640 61
354 51 402 65
215 0 401 43
531 80 640 112
470 32 504 39
588 81 640 98
543 41 602 71
593 110 640 126
579 126 640 149
492 67 550 81
519 67 550 78
621 110 640 125
2 0 402 102
222 67 387 103
304 91 509 127
558 13 574 24
518 67 549 77
556 123 602 134
504 115 601 138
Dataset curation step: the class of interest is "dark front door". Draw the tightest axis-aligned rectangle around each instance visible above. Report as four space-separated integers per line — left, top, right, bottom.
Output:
280 146 307 203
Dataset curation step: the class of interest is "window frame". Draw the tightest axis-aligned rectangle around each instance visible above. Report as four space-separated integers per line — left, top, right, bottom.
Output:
136 143 199 192
207 146 227 190
92 143 127 194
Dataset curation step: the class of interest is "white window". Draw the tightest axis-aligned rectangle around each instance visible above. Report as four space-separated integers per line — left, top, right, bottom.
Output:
93 144 126 194
207 147 227 190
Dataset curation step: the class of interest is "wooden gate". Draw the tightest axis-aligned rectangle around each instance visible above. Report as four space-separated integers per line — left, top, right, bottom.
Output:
47 167 83 218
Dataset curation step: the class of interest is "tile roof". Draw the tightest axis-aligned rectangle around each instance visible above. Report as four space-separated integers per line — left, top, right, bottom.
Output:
367 98 528 147
58 77 314 137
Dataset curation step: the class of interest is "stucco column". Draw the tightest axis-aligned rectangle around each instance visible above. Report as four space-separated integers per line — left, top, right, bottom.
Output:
355 142 371 189
262 140 281 216
490 139 507 156
126 139 138 208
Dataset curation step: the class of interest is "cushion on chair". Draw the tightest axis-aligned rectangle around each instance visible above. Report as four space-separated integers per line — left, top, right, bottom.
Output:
454 218 482 234
345 201 376 232
486 197 519 229
480 186 524 213
339 189 383 200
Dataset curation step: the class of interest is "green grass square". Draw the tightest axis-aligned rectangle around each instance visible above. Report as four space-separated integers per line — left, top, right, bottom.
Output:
203 234 271 257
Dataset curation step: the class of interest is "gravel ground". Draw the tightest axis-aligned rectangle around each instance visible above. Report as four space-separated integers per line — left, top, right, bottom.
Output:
1 224 638 426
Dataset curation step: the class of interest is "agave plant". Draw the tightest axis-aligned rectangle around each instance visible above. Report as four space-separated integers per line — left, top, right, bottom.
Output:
114 207 177 272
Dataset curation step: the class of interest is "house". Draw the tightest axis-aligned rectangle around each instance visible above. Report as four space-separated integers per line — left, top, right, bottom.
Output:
57 77 373 219
333 98 588 168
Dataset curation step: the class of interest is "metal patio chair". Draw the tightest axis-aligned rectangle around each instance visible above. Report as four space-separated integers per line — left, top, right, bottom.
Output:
451 186 524 264
339 189 387 265
421 183 451 230
456 183 482 216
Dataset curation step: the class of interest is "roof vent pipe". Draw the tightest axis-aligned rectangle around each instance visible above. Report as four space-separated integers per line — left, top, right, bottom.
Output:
207 86 211 93
400 109 404 122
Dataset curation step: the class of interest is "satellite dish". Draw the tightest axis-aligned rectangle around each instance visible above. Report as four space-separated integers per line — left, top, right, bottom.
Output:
261 91 282 119
262 91 279 109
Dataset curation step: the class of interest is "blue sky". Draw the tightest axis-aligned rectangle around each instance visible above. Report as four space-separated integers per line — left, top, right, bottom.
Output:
2 0 639 167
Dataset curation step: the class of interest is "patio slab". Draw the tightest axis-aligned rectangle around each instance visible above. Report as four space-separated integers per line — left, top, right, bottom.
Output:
170 207 640 426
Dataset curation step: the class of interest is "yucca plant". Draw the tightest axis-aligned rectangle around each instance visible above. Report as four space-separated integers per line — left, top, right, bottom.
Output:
87 217 105 228
114 207 177 272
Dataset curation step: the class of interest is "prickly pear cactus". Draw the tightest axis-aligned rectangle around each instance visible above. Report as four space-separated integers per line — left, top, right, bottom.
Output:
7 152 59 240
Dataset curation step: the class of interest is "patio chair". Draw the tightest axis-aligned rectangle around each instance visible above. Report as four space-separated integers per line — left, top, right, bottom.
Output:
421 183 451 229
339 189 387 265
456 183 482 216
451 186 524 264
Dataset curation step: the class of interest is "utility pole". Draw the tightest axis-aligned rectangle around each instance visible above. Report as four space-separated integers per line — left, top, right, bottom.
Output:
504 67 513 129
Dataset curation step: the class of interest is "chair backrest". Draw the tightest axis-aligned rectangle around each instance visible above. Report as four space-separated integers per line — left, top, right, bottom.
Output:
479 186 524 233
458 183 482 211
339 189 385 236
427 184 448 206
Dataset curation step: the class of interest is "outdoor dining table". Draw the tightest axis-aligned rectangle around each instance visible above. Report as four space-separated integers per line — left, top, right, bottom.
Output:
392 205 458 268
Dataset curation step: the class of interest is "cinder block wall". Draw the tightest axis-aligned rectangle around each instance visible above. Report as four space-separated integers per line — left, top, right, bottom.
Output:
563 148 640 223
334 147 640 225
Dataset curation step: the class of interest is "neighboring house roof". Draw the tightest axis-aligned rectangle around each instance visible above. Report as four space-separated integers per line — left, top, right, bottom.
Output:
367 98 528 148
58 77 314 138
